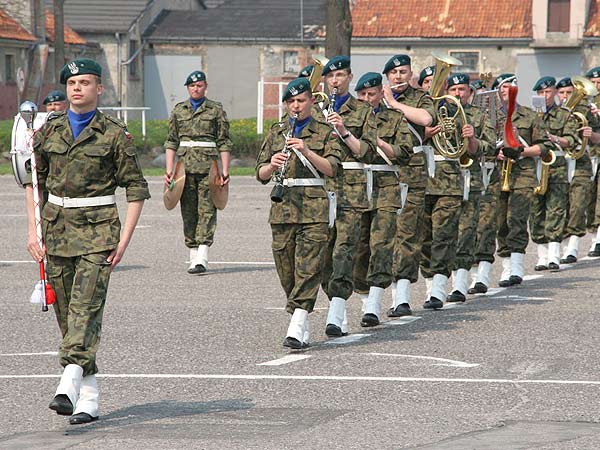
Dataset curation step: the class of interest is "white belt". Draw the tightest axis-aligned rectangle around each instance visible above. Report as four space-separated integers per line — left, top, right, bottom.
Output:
482 162 496 192
341 162 365 170
414 145 435 178
283 178 325 187
342 162 398 201
48 193 116 208
179 141 217 148
433 154 453 162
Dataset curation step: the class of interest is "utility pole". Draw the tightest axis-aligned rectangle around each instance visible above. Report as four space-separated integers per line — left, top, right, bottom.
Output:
325 0 352 58
54 0 65 87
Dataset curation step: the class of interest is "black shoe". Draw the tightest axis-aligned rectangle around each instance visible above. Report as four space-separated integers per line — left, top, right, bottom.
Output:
387 303 412 317
588 244 600 257
187 264 206 274
560 255 577 264
283 337 304 349
69 413 98 425
325 323 346 337
49 394 73 416
360 313 380 327
534 264 548 271
468 282 488 294
446 290 466 303
423 297 443 310
548 262 560 272
509 275 522 285
498 279 511 287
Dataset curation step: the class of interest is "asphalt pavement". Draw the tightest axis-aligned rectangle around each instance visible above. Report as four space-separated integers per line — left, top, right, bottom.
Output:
1 174 600 450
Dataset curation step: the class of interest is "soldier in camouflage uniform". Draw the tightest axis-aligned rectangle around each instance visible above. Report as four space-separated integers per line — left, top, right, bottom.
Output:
446 75 495 303
351 72 413 327
529 76 579 272
585 67 600 256
381 55 434 317
419 73 482 309
43 90 68 112
318 56 378 336
164 70 233 274
256 78 341 349
493 74 551 287
25 59 150 424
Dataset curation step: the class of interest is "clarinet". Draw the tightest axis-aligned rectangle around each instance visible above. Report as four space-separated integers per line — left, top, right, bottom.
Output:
270 113 298 203
326 87 338 119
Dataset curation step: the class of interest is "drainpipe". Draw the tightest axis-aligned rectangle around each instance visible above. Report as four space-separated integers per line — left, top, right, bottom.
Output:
116 32 122 108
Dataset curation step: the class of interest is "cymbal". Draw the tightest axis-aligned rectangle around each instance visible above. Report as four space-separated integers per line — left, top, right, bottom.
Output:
163 160 186 210
209 160 228 210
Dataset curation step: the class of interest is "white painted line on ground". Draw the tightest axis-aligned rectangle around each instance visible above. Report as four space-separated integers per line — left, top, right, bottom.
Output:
523 274 544 281
3 373 600 386
477 287 505 296
264 307 327 311
385 316 422 325
324 333 371 345
0 260 35 264
367 352 479 368
209 261 276 266
441 303 461 309
0 351 57 357
135 225 152 229
506 295 552 300
257 354 311 366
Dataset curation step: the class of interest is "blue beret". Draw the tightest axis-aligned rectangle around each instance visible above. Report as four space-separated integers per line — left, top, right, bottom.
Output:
556 77 572 89
418 65 435 86
185 71 206 86
382 54 411 74
447 73 470 88
492 73 516 90
355 72 382 91
470 79 485 91
586 66 600 79
298 65 314 78
43 90 67 105
322 56 351 75
533 76 556 92
282 77 311 101
59 58 102 84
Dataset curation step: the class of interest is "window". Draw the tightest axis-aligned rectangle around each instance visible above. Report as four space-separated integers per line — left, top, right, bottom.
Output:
283 51 299 74
449 51 479 73
548 0 570 32
5 54 15 82
128 40 138 77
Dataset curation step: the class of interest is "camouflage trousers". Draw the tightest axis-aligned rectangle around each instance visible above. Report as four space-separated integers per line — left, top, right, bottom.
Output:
272 222 328 314
455 191 482 270
588 175 599 230
496 188 533 257
321 208 363 300
46 251 112 377
529 183 568 244
474 178 500 264
181 173 217 248
393 188 426 283
420 194 462 278
565 176 593 237
353 207 398 294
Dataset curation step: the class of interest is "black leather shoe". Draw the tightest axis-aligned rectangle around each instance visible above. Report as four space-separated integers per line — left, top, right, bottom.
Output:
588 244 600 257
360 313 380 327
423 297 443 310
325 324 346 337
283 337 304 349
468 282 488 294
69 413 98 425
447 290 466 303
509 275 522 285
560 255 577 264
387 303 412 317
498 279 511 287
187 264 206 274
49 394 73 416
548 262 560 272
534 264 548 271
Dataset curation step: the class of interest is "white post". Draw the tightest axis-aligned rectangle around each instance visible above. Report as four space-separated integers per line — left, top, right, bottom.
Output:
123 109 128 125
257 80 263 135
141 109 147 141
278 82 283 122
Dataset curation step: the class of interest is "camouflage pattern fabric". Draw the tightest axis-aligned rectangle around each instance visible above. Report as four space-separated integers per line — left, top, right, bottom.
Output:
589 175 600 230
497 188 533 257
565 175 593 237
454 191 482 270
181 173 217 247
473 175 500 264
393 188 425 283
47 252 112 377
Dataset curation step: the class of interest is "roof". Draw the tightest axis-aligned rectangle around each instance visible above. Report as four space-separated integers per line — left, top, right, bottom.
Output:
147 0 326 41
0 8 36 42
351 0 532 39
45 10 86 45
585 0 600 37
53 0 150 33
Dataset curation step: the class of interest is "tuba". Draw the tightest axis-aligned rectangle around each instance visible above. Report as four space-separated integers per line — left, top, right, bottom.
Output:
310 55 329 104
563 76 599 160
533 149 557 196
429 51 469 160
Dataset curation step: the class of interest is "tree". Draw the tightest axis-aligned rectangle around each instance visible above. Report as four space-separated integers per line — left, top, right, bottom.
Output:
325 0 352 58
54 0 65 88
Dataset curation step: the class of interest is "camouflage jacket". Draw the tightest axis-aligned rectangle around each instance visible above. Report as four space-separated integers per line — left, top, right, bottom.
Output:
256 117 342 224
327 95 378 210
462 104 496 192
590 93 600 158
33 110 150 257
542 104 579 185
496 104 550 190
392 85 434 189
165 98 233 174
569 103 600 178
371 103 413 209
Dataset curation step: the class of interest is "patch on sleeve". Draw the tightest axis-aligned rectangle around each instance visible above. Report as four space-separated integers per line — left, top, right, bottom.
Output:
124 130 133 140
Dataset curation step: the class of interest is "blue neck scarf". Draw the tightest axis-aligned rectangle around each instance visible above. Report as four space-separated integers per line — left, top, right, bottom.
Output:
190 97 206 111
290 116 311 137
67 109 96 139
393 91 403 101
334 93 350 113
373 106 381 115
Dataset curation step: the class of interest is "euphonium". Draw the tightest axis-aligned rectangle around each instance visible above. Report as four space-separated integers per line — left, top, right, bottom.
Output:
429 51 469 160
310 55 329 104
533 149 556 196
564 76 599 159
270 113 299 203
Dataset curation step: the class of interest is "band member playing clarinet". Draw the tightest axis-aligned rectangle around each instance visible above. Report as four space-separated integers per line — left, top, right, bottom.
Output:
256 78 342 349
25 58 150 424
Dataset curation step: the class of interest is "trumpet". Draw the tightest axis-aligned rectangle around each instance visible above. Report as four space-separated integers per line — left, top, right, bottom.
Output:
270 113 299 203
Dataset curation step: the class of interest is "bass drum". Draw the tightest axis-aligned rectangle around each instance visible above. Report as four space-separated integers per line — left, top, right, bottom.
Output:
10 112 49 187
